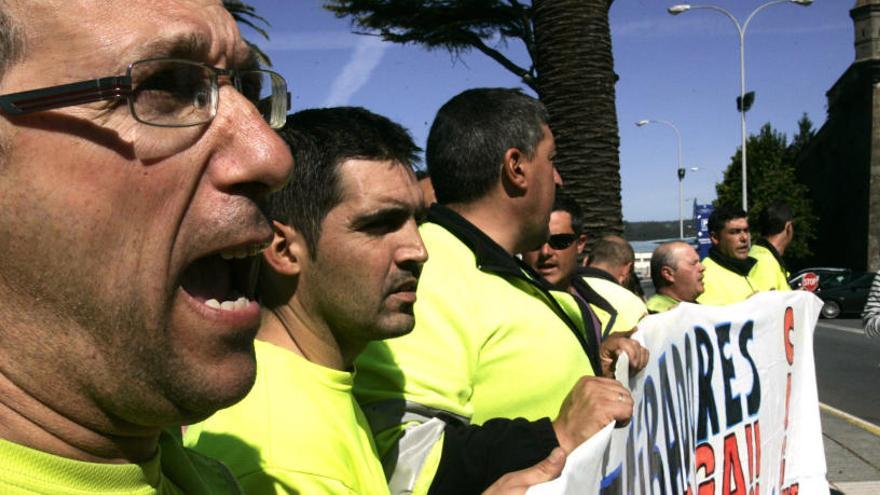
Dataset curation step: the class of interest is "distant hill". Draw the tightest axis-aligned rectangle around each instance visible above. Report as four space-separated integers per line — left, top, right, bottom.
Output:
623 220 696 241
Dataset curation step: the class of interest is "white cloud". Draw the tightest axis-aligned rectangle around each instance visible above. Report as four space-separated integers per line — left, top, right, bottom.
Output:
323 36 388 106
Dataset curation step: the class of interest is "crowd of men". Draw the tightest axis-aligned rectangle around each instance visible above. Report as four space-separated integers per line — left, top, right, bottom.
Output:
0 1 801 494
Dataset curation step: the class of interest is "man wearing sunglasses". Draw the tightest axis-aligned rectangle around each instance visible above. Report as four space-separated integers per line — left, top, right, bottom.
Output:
0 1 292 492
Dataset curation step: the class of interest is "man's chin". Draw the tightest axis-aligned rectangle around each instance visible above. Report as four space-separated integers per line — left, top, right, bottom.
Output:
163 348 258 423
375 313 416 340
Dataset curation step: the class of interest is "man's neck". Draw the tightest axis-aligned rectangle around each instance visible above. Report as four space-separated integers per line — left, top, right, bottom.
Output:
259 304 354 371
764 234 787 256
446 200 524 255
586 262 622 285
657 287 684 303
0 367 160 464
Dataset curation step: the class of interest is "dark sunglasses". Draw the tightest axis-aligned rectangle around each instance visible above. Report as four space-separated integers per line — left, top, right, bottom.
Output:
547 233 578 250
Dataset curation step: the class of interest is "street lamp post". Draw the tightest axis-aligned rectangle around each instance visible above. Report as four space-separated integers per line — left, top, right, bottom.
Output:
678 167 700 238
636 119 685 239
667 0 813 212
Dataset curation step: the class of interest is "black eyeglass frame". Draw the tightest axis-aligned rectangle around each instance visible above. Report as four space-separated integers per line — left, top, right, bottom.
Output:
546 233 579 250
0 57 290 129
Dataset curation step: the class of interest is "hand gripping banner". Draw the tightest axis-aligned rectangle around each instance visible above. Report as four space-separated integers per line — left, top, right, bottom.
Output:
529 291 829 495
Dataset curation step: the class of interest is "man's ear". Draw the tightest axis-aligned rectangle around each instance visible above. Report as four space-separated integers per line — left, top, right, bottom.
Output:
617 261 634 285
262 220 307 276
500 147 528 195
709 231 720 246
576 234 588 255
661 265 676 284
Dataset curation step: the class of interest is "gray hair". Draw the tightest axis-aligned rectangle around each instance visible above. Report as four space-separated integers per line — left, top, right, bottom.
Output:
0 1 26 84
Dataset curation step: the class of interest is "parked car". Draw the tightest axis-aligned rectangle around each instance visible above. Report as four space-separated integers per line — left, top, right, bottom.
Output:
788 268 876 318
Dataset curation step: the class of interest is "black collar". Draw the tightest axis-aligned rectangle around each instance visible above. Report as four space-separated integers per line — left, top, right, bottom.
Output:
755 238 787 272
708 246 757 276
578 266 620 286
427 203 590 353
427 204 551 287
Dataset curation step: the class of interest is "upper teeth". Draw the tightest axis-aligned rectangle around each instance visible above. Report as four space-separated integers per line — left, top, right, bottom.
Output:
205 296 251 311
219 242 269 260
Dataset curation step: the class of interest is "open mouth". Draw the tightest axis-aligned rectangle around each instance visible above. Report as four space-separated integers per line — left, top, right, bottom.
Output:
179 242 269 310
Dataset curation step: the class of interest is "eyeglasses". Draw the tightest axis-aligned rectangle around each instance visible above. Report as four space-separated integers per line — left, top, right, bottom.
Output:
547 233 578 250
0 58 290 129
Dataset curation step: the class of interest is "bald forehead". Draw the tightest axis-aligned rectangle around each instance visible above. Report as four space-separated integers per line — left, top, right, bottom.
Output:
670 243 696 263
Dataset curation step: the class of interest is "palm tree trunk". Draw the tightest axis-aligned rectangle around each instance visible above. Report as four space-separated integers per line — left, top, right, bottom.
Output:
533 0 623 239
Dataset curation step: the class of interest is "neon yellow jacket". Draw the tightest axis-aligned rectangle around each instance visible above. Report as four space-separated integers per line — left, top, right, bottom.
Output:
696 248 760 306
646 293 680 313
186 341 388 495
749 240 791 292
577 267 647 334
0 432 241 495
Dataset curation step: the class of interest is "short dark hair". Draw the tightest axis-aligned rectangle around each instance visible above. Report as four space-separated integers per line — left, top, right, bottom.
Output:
708 206 748 235
588 236 634 267
268 107 421 256
552 189 583 234
758 201 793 237
426 87 549 205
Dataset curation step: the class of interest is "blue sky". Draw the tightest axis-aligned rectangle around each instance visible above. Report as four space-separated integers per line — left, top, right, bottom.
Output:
243 1 852 221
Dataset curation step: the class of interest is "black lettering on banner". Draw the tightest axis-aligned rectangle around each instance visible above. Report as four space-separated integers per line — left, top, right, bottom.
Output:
738 321 761 417
643 377 668 495
695 326 719 442
715 323 744 428
659 353 685 494
672 343 695 476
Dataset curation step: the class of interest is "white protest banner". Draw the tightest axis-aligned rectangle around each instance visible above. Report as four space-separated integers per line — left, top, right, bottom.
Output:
529 291 828 495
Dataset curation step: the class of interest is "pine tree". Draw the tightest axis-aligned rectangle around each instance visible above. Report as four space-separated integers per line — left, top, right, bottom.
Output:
715 116 817 265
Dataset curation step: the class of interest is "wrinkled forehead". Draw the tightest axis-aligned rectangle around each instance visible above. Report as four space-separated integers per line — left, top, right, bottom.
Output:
7 0 249 79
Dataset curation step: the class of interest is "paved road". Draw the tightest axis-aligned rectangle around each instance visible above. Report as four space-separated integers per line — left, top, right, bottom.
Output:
813 317 880 425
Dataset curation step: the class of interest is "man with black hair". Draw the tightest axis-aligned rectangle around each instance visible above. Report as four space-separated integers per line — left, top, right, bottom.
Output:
185 107 425 493
646 241 705 313
750 201 794 292
354 88 648 494
697 206 761 305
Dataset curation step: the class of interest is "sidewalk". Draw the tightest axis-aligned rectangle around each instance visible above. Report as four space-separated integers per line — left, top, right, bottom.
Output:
821 404 880 494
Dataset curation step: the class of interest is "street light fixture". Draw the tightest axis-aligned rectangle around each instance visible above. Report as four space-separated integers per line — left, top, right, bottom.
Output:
667 0 812 211
635 119 686 239
678 167 701 238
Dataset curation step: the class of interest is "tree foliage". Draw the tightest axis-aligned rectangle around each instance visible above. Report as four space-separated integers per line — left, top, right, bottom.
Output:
325 0 624 238
223 0 273 66
715 114 817 265
325 0 539 90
